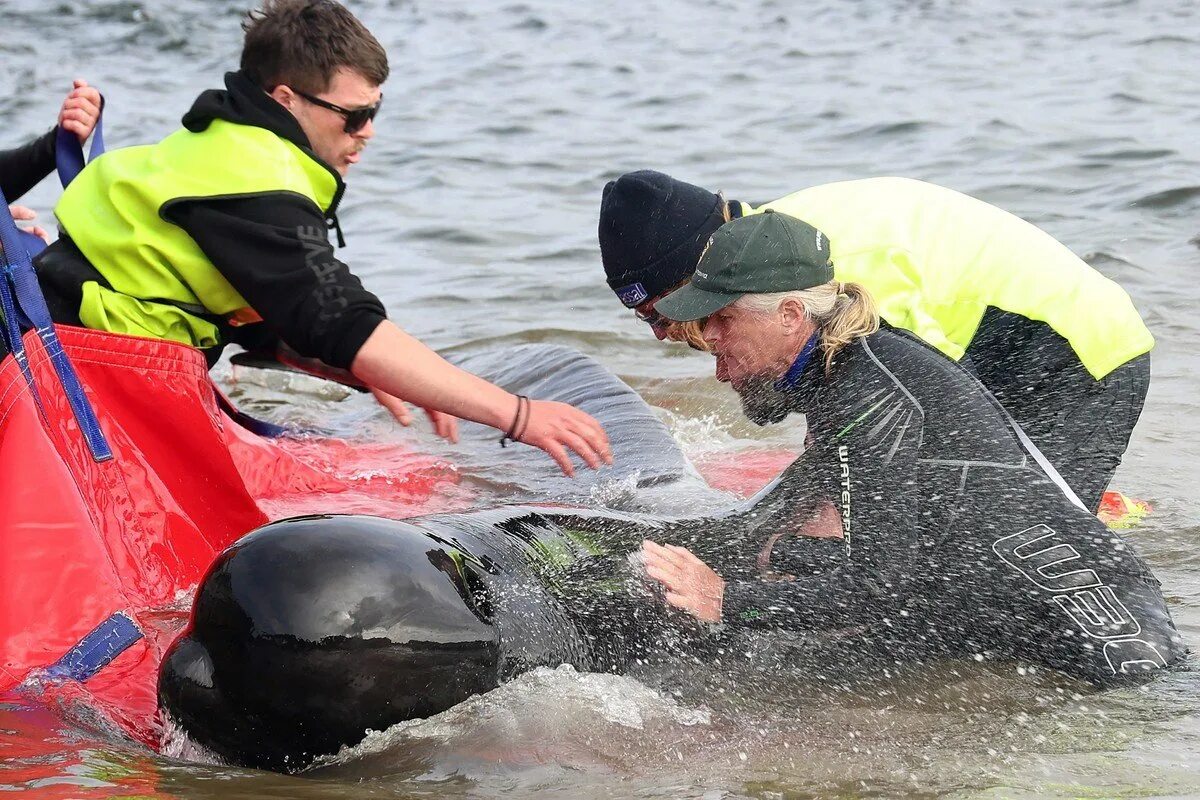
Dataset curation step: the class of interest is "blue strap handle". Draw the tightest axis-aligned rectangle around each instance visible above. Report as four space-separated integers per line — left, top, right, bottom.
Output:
0 186 112 461
0 232 36 402
55 97 105 188
18 228 46 260
12 100 105 261
45 611 143 682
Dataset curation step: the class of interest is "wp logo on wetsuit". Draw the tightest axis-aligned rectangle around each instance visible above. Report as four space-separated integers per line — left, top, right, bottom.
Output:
992 524 1168 675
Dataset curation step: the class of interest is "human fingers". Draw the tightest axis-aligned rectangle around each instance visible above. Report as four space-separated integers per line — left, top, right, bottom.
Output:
439 413 459 443
642 546 685 580
63 94 100 114
530 401 611 465
426 409 459 443
8 205 35 221
519 405 590 476
643 539 688 563
540 440 575 478
665 543 706 567
59 110 94 141
645 563 683 590
28 226 49 244
559 429 602 470
370 388 412 426
645 540 692 569
566 407 612 464
63 96 101 126
663 590 697 612
74 86 102 108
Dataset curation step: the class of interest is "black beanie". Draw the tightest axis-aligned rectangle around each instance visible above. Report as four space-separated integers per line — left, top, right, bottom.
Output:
598 170 725 307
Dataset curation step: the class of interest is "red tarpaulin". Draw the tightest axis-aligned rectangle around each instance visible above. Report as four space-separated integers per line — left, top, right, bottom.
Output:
0 325 462 743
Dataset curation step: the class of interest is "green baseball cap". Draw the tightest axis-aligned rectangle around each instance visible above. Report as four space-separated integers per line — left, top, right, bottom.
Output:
653 209 833 322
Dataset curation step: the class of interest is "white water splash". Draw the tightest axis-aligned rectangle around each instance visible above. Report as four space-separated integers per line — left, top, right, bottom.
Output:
159 714 227 766
317 664 712 771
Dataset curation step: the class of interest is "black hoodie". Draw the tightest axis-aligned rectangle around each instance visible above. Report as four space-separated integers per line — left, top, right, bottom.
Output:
38 72 387 370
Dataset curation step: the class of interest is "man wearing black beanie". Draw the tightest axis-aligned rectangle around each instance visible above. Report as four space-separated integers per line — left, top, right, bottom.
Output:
598 170 726 345
598 171 1154 517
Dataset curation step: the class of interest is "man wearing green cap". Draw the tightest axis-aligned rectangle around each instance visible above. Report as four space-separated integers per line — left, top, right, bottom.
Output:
599 172 1152 513
640 210 1182 687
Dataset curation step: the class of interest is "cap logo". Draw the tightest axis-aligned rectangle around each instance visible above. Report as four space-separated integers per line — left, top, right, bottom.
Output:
697 234 715 264
815 231 824 251
616 282 649 308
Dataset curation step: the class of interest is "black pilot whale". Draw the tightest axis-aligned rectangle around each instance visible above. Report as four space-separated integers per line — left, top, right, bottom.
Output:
159 466 1181 772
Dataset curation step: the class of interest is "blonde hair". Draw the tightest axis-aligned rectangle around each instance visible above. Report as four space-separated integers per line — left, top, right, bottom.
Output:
735 281 879 371
656 192 730 353
664 319 711 351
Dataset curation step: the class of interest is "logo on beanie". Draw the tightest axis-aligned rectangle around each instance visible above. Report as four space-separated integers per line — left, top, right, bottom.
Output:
616 282 649 308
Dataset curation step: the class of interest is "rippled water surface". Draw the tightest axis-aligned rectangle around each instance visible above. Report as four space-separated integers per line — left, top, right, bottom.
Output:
3 0 1200 797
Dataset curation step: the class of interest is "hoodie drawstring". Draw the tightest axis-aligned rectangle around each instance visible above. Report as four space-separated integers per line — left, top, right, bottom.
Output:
327 213 346 248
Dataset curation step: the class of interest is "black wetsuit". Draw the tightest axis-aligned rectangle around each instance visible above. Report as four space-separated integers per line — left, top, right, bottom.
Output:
715 329 1182 686
0 128 56 202
965 309 1150 512
728 200 1150 514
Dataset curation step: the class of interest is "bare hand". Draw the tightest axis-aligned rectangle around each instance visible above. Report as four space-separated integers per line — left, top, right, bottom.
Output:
9 205 49 243
517 399 612 477
642 540 725 623
370 387 459 442
58 79 102 143
424 407 459 443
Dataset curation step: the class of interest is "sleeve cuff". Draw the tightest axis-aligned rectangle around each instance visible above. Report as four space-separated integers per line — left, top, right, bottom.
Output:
328 311 386 370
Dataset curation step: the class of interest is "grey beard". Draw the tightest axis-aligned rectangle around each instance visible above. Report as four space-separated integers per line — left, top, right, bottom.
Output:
735 374 792 426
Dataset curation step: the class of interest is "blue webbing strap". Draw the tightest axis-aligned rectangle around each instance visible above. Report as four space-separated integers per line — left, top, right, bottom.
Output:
0 228 37 403
214 389 293 438
14 101 106 262
17 228 46 260
55 97 105 189
0 186 112 461
44 612 143 682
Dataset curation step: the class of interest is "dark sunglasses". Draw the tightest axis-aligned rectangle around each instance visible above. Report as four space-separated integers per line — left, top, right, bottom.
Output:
293 89 383 134
634 305 670 330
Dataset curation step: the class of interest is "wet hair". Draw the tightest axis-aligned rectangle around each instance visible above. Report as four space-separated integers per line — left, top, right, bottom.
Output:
241 0 389 94
666 319 711 351
735 281 880 371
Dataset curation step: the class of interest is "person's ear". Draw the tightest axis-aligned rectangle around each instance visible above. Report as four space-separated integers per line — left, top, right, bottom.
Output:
268 84 297 112
778 298 806 332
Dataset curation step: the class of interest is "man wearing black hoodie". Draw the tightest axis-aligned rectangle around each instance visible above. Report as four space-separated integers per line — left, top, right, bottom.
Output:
34 0 610 477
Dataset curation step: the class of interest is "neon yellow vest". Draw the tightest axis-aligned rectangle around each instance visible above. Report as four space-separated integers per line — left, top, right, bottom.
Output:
744 177 1153 379
54 119 339 348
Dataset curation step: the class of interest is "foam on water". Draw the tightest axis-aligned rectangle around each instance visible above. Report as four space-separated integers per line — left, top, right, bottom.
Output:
312 665 713 780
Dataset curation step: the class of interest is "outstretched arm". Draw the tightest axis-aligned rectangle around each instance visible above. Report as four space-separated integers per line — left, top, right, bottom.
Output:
170 195 612 476
351 321 611 476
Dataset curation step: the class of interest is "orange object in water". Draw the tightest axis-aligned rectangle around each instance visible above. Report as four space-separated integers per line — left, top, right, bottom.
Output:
1098 490 1152 529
